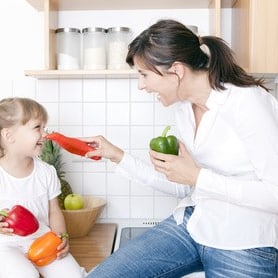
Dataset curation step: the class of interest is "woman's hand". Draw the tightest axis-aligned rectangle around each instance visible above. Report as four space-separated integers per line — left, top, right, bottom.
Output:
56 235 69 260
150 142 200 186
81 135 124 164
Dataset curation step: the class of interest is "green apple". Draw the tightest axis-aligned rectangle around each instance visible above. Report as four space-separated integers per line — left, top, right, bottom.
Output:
64 194 84 210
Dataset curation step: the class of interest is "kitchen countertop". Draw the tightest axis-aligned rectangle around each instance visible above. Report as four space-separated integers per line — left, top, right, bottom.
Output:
69 223 117 272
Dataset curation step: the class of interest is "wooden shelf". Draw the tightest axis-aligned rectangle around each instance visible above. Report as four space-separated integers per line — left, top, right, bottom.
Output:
26 0 230 11
24 69 139 79
24 0 238 79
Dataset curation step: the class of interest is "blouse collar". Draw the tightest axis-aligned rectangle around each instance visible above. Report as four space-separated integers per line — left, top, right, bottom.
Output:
205 84 231 110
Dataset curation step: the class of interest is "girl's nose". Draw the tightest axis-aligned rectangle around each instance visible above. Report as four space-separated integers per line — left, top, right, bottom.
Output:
42 127 48 136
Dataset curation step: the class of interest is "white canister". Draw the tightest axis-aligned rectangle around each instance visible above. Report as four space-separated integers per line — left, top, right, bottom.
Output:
82 27 106 70
186 25 198 34
107 27 132 70
55 28 81 70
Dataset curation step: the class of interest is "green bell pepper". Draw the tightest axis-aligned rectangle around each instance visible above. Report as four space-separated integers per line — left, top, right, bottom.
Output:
149 126 179 155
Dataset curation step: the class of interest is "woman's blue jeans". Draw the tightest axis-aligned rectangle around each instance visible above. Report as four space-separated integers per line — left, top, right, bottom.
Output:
86 207 278 278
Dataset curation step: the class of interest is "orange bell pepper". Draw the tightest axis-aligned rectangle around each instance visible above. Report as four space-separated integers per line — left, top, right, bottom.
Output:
27 231 63 266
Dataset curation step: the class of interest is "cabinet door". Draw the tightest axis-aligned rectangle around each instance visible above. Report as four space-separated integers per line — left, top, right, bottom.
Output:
232 0 278 73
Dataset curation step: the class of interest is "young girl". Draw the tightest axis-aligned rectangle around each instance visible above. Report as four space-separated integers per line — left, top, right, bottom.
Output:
0 97 85 278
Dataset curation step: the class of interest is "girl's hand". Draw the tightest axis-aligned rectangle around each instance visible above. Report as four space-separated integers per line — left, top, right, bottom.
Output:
0 210 14 235
81 135 124 163
0 221 14 235
56 235 69 259
150 141 200 186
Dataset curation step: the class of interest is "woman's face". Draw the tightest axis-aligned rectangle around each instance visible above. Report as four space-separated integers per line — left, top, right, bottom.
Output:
133 57 181 107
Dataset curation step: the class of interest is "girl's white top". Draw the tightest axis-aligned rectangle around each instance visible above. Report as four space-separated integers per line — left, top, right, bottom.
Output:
0 157 60 244
116 84 278 250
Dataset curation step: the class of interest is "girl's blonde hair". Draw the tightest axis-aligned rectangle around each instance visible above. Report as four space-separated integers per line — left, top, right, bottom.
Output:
0 97 48 157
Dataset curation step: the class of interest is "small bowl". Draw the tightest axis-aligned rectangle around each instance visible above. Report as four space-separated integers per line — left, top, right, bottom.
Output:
62 196 106 238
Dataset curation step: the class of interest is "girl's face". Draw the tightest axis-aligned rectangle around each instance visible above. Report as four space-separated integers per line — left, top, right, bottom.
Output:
10 118 46 157
134 57 180 107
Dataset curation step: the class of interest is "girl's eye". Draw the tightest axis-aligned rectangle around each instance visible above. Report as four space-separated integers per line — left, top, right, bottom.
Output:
35 124 45 130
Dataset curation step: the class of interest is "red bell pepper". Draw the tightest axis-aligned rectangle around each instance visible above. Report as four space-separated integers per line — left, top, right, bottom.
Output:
45 132 101 160
0 205 39 236
28 231 65 266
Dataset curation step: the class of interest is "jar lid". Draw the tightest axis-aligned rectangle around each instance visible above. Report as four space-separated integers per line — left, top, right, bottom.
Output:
82 27 106 33
55 28 81 34
107 27 131 33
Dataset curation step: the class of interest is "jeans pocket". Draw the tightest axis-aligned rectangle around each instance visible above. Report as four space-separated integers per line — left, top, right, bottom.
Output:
246 247 277 261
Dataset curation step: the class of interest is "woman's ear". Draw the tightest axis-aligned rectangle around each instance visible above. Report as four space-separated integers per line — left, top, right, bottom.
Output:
169 62 185 80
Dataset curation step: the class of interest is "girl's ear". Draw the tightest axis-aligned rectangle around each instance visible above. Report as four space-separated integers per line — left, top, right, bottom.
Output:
169 62 185 80
1 128 15 144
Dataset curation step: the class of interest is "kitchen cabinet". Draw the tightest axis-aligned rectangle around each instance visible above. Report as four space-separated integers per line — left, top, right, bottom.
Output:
232 0 278 73
24 0 235 79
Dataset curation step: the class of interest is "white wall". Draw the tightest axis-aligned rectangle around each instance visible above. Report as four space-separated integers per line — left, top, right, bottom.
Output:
0 1 43 79
0 1 277 224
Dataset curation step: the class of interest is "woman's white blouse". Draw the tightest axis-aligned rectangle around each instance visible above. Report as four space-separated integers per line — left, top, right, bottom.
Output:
116 84 278 250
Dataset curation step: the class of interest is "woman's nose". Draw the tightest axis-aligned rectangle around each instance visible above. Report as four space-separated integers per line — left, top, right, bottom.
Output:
137 79 145 90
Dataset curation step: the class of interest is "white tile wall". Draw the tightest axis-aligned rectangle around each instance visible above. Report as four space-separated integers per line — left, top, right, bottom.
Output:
0 73 179 222
17 51 178 221
3 75 277 224
1 1 278 224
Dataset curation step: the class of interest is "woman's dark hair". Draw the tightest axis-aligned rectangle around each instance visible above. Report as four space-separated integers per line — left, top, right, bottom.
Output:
126 19 269 91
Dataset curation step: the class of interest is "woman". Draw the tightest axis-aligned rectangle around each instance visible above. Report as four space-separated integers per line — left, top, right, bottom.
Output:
84 19 278 277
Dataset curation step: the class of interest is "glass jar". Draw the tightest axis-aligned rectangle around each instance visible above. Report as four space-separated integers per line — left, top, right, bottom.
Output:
55 28 81 70
82 27 106 70
186 25 198 34
107 27 132 70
